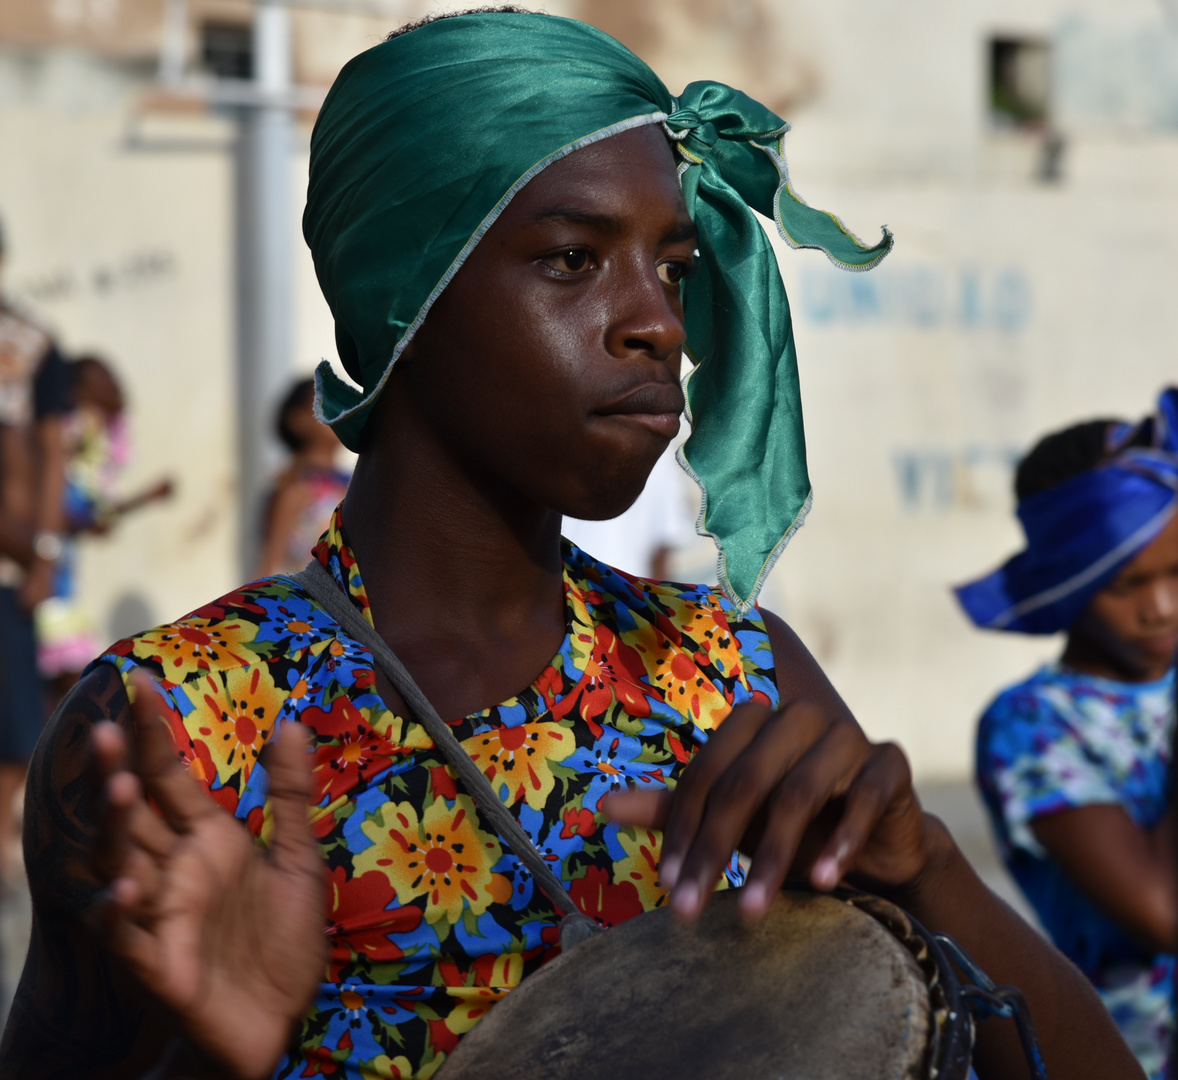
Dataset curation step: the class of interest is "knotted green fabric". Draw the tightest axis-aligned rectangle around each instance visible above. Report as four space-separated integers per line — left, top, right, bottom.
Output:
303 12 891 612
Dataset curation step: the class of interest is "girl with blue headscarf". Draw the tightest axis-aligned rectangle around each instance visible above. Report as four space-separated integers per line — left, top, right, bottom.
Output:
961 388 1178 1080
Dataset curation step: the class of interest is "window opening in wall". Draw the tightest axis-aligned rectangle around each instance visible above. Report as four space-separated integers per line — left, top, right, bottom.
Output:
201 21 253 81
989 37 1050 129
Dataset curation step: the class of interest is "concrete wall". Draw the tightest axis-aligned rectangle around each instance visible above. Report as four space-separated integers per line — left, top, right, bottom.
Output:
0 44 337 637
2 0 1176 779
752 0 1178 775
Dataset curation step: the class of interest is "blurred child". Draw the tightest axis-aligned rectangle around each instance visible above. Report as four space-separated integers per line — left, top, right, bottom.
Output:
959 387 1178 1079
257 376 350 576
36 355 173 706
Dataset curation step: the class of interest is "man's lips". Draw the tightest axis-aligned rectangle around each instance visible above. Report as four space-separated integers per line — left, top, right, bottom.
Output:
595 384 685 439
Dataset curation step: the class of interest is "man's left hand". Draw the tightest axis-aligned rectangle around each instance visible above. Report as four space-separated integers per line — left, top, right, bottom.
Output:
601 699 932 921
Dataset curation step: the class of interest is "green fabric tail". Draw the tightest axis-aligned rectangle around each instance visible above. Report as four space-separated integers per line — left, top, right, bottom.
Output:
667 84 891 610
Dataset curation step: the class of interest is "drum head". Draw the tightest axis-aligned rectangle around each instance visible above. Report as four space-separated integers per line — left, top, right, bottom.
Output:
438 889 932 1080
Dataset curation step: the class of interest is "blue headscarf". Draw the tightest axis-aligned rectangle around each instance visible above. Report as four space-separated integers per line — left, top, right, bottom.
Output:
955 388 1178 634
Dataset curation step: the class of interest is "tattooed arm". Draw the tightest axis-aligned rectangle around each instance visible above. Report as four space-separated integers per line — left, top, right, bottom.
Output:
0 664 191 1076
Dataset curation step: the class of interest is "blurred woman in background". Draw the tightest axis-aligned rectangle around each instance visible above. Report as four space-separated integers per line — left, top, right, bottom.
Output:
257 376 350 577
36 354 173 709
961 388 1178 1080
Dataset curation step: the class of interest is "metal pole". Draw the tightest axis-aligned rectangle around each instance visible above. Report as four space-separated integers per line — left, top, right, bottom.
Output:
234 0 294 578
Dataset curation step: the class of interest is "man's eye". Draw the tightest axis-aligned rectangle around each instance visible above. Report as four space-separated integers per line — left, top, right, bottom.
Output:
657 260 691 286
547 249 591 273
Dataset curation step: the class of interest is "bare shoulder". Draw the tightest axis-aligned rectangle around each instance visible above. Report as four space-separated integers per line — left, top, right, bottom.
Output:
757 607 855 720
0 663 182 1076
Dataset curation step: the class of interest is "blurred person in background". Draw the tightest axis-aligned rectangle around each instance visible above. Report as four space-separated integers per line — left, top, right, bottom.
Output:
563 444 694 579
0 214 68 883
36 355 173 711
959 387 1178 1080
257 376 350 576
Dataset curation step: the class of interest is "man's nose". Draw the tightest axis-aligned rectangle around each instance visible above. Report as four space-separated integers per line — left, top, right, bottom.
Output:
605 264 687 365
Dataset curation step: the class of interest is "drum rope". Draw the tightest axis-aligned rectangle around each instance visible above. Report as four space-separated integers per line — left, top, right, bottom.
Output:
293 558 604 949
933 932 1048 1080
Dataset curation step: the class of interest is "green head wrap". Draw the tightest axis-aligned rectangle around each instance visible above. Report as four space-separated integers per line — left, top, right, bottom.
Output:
303 11 891 612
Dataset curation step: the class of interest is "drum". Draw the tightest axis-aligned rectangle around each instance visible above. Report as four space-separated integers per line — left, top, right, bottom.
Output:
437 888 974 1080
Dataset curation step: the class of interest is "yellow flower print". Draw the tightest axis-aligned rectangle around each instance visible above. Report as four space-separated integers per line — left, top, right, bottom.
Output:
356 796 503 926
131 616 258 682
191 665 284 788
648 645 731 730
359 1055 416 1080
442 985 511 1037
461 722 576 810
614 826 670 911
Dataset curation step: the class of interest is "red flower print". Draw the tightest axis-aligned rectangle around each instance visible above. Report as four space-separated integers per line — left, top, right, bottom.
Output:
198 589 266 620
553 625 655 729
535 664 563 706
590 626 653 716
650 608 684 649
560 807 598 840
429 764 459 801
207 784 240 815
568 865 644 928
667 731 693 765
428 1016 461 1056
325 866 423 980
303 697 401 804
354 666 375 691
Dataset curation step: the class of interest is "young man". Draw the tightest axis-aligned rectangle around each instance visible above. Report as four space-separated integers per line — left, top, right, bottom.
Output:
0 10 1144 1079
959 390 1178 1079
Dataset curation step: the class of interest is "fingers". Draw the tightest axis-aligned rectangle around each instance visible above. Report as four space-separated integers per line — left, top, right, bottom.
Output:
606 700 922 924
599 788 672 830
629 695 921 926
675 708 864 920
655 702 776 897
91 727 135 889
90 672 199 924
92 725 179 925
735 718 873 918
264 723 319 878
809 743 919 889
103 901 160 977
665 701 854 920
92 718 129 778
128 672 217 831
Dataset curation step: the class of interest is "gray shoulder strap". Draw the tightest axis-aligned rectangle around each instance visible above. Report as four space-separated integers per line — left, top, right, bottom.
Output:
292 558 600 944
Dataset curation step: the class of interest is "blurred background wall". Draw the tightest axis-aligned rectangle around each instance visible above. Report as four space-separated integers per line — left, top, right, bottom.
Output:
0 0 1174 780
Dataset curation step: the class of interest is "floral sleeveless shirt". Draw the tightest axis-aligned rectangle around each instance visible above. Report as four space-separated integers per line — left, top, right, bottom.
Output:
96 508 779 1079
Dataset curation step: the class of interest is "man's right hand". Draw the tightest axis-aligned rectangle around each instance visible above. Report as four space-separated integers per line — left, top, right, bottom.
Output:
92 673 326 1080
